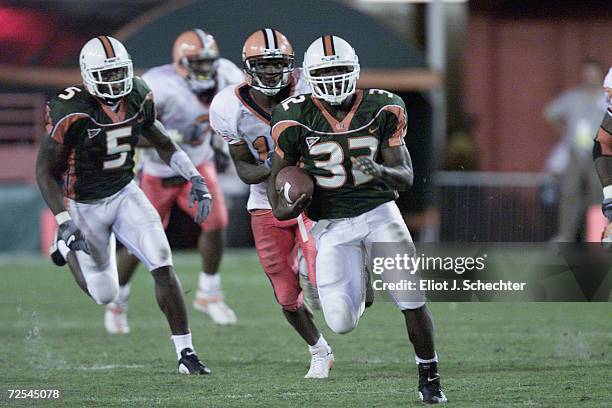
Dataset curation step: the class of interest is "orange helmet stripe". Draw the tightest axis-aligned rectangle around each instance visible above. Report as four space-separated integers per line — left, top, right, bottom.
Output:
97 35 115 58
323 35 335 56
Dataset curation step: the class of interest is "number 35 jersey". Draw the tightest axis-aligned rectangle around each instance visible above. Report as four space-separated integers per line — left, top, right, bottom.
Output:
45 77 155 201
209 69 310 210
271 89 407 221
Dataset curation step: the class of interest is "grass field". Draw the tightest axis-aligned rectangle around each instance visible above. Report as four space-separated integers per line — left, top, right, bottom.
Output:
1 250 610 407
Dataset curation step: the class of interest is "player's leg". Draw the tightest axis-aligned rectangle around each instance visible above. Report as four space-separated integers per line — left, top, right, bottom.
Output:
50 198 121 306
315 225 366 335
178 162 235 324
113 182 210 374
294 214 320 310
251 210 333 378
364 202 447 403
105 172 178 334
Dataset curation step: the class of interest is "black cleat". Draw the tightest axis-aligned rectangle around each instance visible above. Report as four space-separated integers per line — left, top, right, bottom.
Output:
49 232 66 266
418 362 448 404
178 348 211 375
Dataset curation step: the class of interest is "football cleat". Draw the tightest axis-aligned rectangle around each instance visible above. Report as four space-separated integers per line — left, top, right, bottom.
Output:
193 294 237 325
104 303 130 334
304 345 334 379
178 348 211 375
418 362 448 404
49 230 66 266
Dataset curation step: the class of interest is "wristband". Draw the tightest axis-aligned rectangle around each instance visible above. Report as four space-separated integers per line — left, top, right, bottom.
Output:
604 185 612 200
55 211 71 225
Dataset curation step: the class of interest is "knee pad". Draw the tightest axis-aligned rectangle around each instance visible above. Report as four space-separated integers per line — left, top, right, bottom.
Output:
322 295 359 334
87 273 119 305
399 301 427 311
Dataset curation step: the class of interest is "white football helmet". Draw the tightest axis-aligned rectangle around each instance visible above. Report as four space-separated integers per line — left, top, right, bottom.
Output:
303 35 360 105
79 36 133 100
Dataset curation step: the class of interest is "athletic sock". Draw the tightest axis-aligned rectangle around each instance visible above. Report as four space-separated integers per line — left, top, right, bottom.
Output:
113 284 130 308
415 352 438 365
309 334 330 353
171 333 194 359
198 272 221 297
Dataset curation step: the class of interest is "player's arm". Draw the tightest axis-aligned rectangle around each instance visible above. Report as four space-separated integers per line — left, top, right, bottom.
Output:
35 135 90 253
267 153 310 220
594 110 612 212
229 143 270 184
141 120 212 223
36 135 69 215
355 144 414 191
352 97 413 191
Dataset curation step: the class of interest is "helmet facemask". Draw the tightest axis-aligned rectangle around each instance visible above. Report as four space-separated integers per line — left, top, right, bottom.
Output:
244 55 294 96
183 55 218 81
305 63 359 105
82 59 133 101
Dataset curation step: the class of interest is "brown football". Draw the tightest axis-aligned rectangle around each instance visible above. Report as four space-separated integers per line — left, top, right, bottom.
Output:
275 166 314 204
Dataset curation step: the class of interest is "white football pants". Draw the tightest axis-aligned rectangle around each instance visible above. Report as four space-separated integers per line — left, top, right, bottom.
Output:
66 181 172 304
313 201 425 334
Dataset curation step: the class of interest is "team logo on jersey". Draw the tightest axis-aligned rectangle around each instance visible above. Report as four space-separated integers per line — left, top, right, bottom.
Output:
306 136 320 149
87 128 102 139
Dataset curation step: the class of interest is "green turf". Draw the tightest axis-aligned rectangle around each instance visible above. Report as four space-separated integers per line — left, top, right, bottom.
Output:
0 250 610 407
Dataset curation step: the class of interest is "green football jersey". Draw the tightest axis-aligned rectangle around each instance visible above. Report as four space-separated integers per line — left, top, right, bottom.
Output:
45 77 155 201
271 89 407 221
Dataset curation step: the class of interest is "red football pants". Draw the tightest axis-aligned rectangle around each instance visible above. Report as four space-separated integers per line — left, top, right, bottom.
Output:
250 210 317 311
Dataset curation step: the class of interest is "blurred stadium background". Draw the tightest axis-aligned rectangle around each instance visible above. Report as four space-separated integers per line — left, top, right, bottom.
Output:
1 2 611 406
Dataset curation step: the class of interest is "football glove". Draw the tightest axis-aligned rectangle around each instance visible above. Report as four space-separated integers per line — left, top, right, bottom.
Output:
58 219 90 254
351 156 383 178
189 176 213 224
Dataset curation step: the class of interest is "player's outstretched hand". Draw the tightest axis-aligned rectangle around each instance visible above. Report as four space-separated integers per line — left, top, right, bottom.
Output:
274 191 311 220
351 156 383 178
58 220 90 254
189 176 213 224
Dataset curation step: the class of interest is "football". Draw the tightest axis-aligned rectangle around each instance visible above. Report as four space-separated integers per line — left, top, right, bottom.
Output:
275 166 314 204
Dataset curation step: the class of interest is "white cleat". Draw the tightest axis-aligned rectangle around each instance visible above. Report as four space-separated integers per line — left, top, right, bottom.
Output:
104 303 130 334
193 294 237 325
304 346 334 379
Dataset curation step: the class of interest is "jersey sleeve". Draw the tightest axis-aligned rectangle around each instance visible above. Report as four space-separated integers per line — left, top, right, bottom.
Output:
209 90 244 146
270 104 304 164
379 93 407 149
217 58 245 88
133 76 156 129
44 96 88 145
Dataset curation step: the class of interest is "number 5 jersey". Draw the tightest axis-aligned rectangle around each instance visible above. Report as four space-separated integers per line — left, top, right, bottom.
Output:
45 77 155 201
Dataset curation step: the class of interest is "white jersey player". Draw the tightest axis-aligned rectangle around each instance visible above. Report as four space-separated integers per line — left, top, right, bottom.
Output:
106 30 242 333
210 28 333 379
